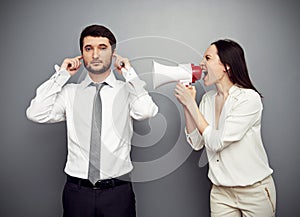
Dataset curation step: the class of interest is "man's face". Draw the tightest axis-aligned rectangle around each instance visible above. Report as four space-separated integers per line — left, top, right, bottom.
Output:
82 36 114 74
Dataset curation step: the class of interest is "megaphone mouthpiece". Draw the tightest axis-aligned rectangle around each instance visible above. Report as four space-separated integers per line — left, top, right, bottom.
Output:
191 64 202 83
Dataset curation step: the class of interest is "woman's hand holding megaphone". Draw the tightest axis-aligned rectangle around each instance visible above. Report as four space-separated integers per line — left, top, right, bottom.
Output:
175 82 197 107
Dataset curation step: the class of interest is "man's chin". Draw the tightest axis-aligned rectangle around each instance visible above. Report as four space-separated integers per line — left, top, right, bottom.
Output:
86 66 109 75
89 70 106 75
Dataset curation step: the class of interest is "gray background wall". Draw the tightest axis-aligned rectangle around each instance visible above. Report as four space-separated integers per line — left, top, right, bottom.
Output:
0 0 299 216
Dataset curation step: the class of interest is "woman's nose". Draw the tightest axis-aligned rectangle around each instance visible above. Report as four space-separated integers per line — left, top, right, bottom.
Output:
199 59 205 69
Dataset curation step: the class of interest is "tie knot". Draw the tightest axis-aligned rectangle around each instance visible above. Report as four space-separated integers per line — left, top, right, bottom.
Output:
91 82 106 92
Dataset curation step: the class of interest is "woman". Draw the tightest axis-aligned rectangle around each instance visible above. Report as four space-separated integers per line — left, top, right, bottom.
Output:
175 39 276 216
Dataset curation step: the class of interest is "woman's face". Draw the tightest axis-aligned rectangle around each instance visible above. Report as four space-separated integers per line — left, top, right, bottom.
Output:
200 45 227 86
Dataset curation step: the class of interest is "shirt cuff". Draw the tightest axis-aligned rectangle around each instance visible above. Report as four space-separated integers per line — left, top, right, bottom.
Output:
123 67 149 95
185 127 203 150
122 67 138 81
50 64 71 86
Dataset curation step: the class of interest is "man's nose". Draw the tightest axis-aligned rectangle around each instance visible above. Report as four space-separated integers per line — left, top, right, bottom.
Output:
93 49 99 59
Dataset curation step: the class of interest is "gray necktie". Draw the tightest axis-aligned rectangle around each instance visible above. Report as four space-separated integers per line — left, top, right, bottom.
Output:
88 83 106 185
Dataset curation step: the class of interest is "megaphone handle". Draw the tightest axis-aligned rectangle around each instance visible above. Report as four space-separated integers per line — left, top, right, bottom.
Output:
180 80 191 87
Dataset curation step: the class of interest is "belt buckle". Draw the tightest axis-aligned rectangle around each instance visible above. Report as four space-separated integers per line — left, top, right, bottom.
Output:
92 180 102 190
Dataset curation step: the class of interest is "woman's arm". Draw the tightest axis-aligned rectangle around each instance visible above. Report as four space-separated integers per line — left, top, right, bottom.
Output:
175 82 209 134
175 82 208 150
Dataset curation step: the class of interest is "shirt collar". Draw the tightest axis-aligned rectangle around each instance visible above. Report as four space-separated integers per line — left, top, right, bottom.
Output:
228 84 239 95
81 70 117 88
212 84 239 98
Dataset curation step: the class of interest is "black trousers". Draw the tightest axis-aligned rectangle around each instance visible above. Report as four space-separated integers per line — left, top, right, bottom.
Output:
62 176 136 217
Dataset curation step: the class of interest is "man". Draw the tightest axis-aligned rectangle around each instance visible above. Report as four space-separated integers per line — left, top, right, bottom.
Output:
26 24 158 217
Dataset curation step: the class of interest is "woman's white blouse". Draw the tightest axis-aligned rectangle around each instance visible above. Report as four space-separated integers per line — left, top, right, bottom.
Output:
185 85 273 187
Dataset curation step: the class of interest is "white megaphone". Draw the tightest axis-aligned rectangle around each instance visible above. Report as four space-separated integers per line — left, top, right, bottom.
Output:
152 60 202 89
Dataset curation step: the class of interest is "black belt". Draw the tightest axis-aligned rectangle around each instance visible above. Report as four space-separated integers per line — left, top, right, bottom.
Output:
67 174 131 190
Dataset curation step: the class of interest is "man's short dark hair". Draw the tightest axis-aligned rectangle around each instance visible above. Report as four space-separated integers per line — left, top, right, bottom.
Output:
79 24 116 53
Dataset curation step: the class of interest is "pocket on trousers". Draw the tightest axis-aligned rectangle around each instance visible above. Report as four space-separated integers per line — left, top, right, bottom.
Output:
63 182 80 193
62 182 81 210
264 187 276 214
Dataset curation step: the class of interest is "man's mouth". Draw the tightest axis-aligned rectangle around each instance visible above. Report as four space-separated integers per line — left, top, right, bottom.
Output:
91 61 102 64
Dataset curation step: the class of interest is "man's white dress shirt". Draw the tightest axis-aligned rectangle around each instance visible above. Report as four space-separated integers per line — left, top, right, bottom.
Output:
27 67 158 180
186 85 273 187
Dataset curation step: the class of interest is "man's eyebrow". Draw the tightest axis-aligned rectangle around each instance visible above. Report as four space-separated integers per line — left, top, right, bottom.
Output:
84 43 108 47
